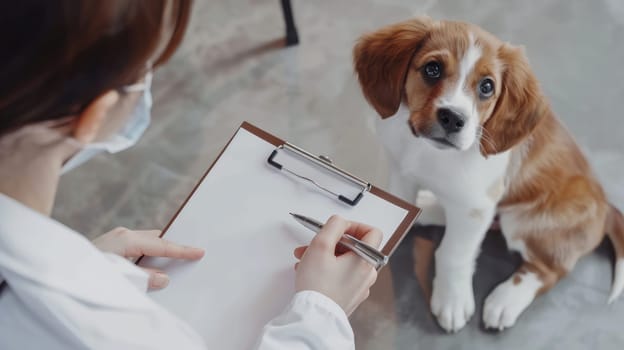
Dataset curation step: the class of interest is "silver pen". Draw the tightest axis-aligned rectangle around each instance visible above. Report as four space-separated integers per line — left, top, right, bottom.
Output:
289 213 388 270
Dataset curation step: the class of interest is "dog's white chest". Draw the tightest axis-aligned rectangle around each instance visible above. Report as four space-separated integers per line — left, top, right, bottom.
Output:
375 107 511 205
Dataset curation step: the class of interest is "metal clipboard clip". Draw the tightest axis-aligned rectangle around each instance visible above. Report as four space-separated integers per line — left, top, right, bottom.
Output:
267 143 372 206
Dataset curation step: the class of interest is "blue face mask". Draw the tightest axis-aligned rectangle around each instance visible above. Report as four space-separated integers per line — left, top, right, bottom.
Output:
62 71 153 173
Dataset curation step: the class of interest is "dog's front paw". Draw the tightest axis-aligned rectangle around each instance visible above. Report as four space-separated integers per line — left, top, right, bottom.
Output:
430 277 475 333
483 278 535 331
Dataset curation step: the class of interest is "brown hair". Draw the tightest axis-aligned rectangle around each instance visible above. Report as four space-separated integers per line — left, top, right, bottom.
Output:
0 0 192 136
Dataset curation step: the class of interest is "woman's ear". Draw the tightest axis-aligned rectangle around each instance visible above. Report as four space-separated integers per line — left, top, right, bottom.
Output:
480 44 547 156
73 90 119 144
353 17 433 118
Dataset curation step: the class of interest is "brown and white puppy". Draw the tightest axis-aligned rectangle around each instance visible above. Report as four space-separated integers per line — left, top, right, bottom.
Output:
353 17 624 332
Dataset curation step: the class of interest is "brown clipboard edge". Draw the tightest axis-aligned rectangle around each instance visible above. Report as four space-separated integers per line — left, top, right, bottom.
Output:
136 121 421 266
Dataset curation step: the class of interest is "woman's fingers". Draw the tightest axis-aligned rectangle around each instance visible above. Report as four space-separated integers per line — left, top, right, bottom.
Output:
95 227 205 259
356 227 383 249
140 267 170 290
293 219 383 260
141 229 162 238
93 228 205 291
307 216 351 259
126 233 205 259
345 221 375 238
346 222 383 248
293 246 307 259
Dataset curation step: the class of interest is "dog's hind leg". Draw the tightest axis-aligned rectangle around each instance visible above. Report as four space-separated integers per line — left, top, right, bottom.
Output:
484 208 606 331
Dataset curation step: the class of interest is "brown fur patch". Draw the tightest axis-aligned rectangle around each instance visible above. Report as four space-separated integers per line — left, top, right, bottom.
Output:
468 53 501 124
402 23 471 135
498 118 610 296
441 23 612 302
353 17 435 118
478 44 548 156
404 69 444 134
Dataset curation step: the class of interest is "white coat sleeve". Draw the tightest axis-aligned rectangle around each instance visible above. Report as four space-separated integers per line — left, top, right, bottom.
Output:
254 290 355 350
0 194 207 350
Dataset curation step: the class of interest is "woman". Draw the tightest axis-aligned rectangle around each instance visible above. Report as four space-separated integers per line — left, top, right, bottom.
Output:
0 1 380 349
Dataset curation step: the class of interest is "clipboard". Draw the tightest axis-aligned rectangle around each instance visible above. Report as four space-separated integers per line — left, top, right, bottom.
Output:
138 122 420 349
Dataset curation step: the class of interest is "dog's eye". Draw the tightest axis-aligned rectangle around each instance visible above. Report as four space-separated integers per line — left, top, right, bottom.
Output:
479 78 495 99
422 61 442 81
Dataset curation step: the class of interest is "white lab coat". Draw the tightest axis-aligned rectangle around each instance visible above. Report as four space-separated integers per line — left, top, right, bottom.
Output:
0 194 354 349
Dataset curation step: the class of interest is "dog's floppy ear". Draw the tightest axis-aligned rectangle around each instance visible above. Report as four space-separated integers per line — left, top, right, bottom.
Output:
353 17 433 118
480 44 547 156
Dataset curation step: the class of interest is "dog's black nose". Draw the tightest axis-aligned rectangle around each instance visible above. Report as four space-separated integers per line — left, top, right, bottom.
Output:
437 108 465 134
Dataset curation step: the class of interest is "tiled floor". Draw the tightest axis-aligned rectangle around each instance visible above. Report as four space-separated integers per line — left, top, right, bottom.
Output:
53 0 624 349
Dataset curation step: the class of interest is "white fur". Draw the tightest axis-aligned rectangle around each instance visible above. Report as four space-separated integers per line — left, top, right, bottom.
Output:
414 190 446 226
377 103 510 332
500 224 529 260
483 271 542 330
609 260 624 304
430 267 475 333
436 34 482 150
376 37 515 333
499 212 535 262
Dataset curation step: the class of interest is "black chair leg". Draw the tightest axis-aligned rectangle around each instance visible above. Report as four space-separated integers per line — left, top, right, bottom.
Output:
280 0 299 46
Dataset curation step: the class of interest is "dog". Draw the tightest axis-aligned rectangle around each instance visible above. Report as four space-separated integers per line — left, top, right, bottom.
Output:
353 17 624 332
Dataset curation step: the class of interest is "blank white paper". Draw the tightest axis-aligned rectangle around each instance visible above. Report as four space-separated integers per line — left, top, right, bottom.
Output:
140 127 409 349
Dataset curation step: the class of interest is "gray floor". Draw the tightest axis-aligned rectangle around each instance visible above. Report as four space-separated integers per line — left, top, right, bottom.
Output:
53 0 624 349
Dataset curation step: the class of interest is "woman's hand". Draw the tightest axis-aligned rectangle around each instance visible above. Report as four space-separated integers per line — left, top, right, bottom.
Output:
293 216 383 316
93 227 205 290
